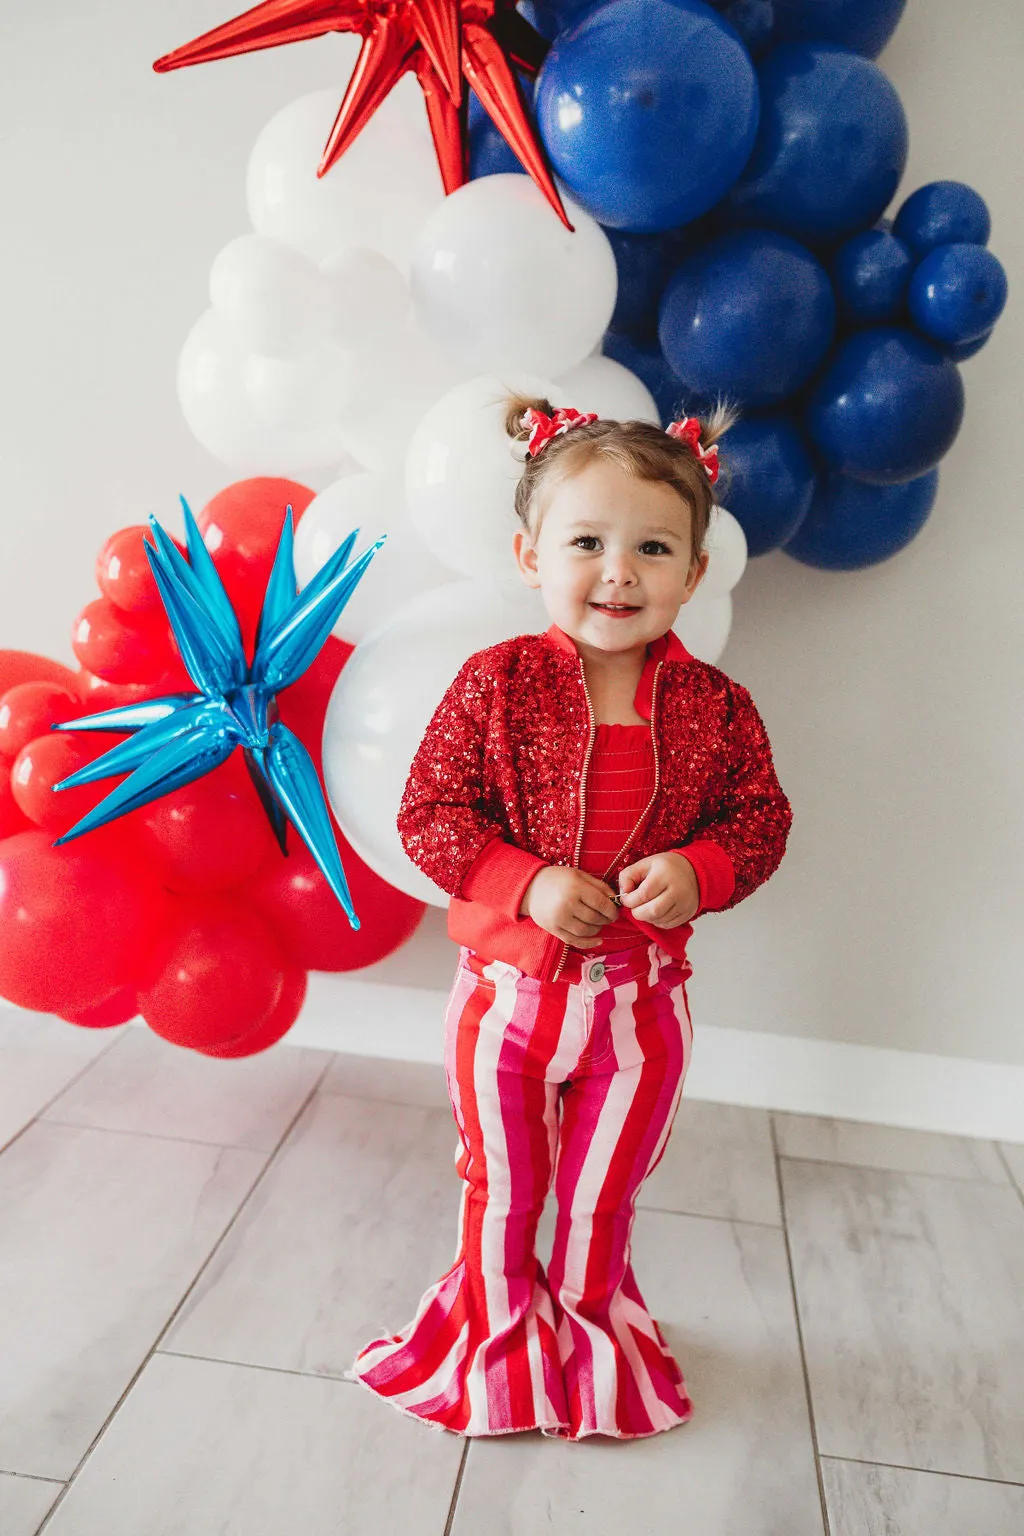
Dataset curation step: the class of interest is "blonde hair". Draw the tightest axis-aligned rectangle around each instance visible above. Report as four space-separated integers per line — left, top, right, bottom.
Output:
505 394 737 568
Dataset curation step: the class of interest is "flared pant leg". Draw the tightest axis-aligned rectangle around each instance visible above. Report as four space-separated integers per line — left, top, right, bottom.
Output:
351 943 694 1439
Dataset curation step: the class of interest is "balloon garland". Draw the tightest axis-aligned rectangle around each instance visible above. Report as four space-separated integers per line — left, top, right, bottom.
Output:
0 485 427 1054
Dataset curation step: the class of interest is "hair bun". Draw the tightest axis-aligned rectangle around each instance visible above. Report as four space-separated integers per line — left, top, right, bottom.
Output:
503 393 556 441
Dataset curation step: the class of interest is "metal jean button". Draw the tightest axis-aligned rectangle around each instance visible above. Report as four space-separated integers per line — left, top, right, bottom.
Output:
587 961 606 984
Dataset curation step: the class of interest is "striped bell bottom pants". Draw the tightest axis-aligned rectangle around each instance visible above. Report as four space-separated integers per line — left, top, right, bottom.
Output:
350 939 695 1440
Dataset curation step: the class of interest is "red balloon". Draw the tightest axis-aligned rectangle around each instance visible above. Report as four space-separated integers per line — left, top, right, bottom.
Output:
96 525 184 614
0 830 165 1013
59 987 139 1029
0 649 79 697
76 667 174 714
277 634 353 767
137 754 278 893
197 478 316 651
0 682 81 759
198 966 307 1057
1 753 31 838
138 898 289 1050
71 596 187 686
249 837 425 972
11 732 125 836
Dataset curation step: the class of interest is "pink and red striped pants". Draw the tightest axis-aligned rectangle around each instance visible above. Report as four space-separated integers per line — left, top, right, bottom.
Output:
350 940 695 1439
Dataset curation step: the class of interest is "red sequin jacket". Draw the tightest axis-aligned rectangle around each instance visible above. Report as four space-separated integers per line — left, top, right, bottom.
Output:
397 624 793 982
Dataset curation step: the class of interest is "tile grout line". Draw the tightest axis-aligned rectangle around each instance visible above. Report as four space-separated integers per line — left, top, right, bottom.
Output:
156 1348 356 1384
637 1203 782 1229
993 1142 1024 1214
33 1058 335 1534
0 1028 131 1158
40 1116 291 1154
443 1440 471 1536
0 1469 65 1487
822 1450 1024 1490
769 1114 832 1536
773 1149 1012 1186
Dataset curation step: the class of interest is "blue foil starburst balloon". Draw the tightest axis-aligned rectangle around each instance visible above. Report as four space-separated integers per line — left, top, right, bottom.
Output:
51 498 383 930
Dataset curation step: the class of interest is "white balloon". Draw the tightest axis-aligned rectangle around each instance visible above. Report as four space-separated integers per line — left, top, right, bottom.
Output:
245 342 356 429
337 322 465 473
674 589 733 664
410 174 618 377
247 88 445 271
178 309 349 474
323 580 547 904
701 506 749 598
321 247 410 349
209 234 329 358
404 373 567 581
294 472 452 643
555 355 660 424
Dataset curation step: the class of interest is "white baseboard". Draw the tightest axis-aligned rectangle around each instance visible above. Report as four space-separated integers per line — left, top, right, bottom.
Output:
293 973 1024 1145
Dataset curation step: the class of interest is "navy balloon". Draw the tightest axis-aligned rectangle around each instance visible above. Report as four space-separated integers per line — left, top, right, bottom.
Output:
770 0 908 58
832 229 913 326
659 230 836 407
892 181 991 258
908 243 1008 347
944 328 993 363
717 413 818 554
717 0 775 57
518 0 600 42
468 84 532 180
606 227 692 341
601 333 699 424
805 328 965 485
784 468 938 570
726 44 909 247
534 0 760 232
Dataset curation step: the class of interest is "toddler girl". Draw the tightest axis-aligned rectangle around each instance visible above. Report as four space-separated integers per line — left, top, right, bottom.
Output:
349 397 793 1441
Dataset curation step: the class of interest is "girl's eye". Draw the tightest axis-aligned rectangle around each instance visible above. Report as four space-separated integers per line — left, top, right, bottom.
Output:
639 540 672 556
571 535 601 551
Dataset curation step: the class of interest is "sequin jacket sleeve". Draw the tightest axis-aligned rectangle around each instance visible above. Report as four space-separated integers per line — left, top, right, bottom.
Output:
677 680 793 916
396 655 546 909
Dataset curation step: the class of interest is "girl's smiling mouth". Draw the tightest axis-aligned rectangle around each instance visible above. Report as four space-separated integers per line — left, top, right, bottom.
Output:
589 602 642 616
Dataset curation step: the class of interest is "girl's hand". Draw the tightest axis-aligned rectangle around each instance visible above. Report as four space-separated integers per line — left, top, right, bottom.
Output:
520 867 619 948
618 852 699 928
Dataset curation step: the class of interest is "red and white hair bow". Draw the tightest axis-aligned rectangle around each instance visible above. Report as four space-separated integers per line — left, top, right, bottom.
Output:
521 406 599 457
665 416 719 484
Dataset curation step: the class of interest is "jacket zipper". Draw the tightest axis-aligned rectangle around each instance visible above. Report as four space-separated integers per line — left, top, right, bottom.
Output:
550 657 663 982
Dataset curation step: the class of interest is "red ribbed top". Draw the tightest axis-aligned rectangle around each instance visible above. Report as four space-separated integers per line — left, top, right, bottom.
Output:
574 722 655 952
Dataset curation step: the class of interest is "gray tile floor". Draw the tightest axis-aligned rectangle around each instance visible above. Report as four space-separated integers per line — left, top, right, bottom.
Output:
1 1012 1023 1535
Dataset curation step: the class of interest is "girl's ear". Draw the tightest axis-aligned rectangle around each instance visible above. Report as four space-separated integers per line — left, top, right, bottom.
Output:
680 549 710 604
513 527 542 589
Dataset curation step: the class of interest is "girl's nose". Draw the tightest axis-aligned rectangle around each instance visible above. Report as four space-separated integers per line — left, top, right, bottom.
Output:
602 555 637 585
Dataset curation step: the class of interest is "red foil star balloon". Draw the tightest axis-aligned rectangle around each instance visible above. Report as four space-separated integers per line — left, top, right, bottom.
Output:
153 0 571 229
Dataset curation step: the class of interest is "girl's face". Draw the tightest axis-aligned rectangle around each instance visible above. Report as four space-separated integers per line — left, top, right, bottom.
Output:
513 457 709 657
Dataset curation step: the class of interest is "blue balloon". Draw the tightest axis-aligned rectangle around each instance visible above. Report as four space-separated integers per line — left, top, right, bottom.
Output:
601 332 702 424
716 0 775 57
605 227 692 341
468 82 534 180
718 413 818 554
892 180 991 258
518 0 601 42
944 327 994 363
770 0 907 57
805 327 965 485
726 44 909 246
832 229 913 326
534 0 760 232
659 230 836 407
908 243 1008 347
783 467 938 570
